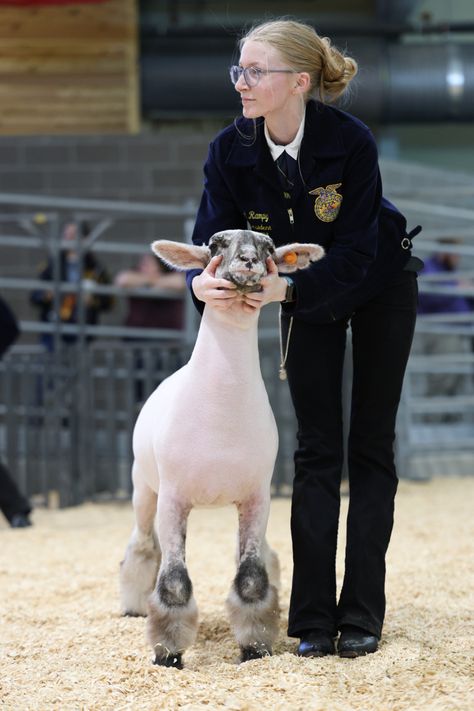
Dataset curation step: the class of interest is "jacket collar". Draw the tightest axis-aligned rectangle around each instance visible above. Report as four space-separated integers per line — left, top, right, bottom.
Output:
264 109 306 161
225 100 347 170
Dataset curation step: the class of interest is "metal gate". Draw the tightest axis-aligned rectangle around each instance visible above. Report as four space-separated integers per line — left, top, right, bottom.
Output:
0 338 297 507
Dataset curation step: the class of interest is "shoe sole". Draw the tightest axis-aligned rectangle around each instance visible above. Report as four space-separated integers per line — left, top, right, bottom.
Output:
339 650 360 658
338 649 376 658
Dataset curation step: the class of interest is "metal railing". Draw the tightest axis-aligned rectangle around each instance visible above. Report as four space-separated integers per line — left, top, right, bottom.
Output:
0 195 296 505
0 338 297 507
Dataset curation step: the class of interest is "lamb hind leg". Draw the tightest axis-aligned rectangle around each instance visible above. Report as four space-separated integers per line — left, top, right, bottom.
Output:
227 496 280 662
119 472 161 617
147 495 198 669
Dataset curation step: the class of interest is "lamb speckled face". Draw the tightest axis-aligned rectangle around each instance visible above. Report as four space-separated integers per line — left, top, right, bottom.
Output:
209 230 276 293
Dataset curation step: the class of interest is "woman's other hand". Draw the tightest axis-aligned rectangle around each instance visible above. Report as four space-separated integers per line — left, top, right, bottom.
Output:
191 255 238 310
243 257 287 311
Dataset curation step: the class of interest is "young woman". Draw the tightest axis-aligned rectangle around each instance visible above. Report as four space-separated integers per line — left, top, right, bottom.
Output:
188 19 420 658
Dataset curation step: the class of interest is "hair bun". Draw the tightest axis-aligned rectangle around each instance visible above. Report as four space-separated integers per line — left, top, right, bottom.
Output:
319 38 358 102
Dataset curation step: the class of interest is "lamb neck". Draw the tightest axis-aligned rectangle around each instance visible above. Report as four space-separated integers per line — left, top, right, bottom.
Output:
189 306 262 386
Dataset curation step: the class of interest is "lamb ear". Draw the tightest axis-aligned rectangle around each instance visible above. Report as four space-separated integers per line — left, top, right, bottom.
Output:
274 242 325 273
151 240 212 270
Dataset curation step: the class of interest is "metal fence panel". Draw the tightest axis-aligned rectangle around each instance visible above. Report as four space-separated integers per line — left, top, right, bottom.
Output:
0 339 297 506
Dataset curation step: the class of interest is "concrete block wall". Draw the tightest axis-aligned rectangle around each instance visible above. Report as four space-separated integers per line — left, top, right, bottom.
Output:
0 121 223 204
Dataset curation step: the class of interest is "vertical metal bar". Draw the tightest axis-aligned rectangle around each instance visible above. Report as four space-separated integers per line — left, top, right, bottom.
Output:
54 352 70 507
67 347 79 504
124 346 135 496
36 351 49 506
87 347 98 500
42 354 57 504
73 216 87 354
75 344 90 503
105 348 118 497
49 214 62 358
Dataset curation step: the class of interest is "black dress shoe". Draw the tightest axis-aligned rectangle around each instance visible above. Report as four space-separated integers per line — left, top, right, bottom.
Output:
337 625 378 658
296 630 335 657
9 513 32 528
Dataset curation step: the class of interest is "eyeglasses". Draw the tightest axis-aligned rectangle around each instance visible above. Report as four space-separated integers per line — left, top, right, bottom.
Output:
229 65 296 87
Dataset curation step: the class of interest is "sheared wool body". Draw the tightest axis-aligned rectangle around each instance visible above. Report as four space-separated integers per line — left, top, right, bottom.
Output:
133 305 278 507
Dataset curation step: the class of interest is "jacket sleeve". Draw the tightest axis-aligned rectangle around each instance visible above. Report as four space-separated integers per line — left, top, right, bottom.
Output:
0 295 20 358
186 140 247 312
286 128 382 322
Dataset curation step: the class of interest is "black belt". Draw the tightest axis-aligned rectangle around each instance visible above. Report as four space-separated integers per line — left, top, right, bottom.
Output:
403 255 424 272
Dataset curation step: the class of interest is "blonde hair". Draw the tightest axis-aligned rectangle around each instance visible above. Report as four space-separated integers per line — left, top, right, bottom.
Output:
240 19 358 103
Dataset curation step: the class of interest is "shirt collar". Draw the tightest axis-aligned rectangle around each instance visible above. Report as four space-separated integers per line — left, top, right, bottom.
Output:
264 109 306 161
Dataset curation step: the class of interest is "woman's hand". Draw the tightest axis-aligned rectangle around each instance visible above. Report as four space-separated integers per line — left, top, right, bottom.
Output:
191 255 238 310
243 257 287 311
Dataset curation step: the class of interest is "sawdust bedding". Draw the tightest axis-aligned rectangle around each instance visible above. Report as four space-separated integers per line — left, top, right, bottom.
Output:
0 477 472 711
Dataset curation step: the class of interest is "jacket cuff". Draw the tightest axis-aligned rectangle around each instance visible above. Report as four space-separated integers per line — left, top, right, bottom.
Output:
186 268 205 315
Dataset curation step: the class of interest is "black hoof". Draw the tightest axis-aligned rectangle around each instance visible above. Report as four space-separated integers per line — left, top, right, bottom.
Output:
153 652 183 669
123 610 146 618
240 645 272 662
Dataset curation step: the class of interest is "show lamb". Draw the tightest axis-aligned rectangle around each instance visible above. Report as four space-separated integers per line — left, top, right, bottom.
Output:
119 229 324 668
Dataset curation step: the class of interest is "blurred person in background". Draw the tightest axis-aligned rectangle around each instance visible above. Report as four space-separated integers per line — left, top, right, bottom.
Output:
417 238 474 404
0 295 32 528
114 253 185 332
417 239 473 318
30 221 114 352
115 253 186 401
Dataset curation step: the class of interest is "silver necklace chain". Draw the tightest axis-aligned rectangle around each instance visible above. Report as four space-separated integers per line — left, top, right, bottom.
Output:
278 306 294 381
275 146 303 380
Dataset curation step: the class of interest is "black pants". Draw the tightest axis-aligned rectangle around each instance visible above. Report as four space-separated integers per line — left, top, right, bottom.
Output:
286 271 418 639
0 460 31 524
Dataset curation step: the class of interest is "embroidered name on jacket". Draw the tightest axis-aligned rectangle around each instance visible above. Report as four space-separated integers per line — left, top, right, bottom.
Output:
247 210 272 232
309 183 343 223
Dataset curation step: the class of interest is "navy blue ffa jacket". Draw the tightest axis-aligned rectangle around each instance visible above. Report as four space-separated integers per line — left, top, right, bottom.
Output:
189 99 417 324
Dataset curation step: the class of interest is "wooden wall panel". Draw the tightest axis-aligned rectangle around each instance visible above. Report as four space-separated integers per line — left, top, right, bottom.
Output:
0 0 139 134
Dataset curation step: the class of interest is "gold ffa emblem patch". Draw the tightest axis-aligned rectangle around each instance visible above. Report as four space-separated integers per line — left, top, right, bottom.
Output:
309 183 343 222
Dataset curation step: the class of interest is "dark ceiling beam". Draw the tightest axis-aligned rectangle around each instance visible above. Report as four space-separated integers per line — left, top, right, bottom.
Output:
375 0 424 23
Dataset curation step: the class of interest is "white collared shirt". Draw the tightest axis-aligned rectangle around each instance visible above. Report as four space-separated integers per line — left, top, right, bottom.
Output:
264 110 306 161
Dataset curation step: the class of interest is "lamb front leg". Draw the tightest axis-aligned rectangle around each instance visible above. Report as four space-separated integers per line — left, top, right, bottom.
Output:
147 493 197 669
120 472 161 616
227 494 280 662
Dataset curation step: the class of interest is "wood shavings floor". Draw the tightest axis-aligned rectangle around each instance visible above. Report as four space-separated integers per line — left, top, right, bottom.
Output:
0 478 472 710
